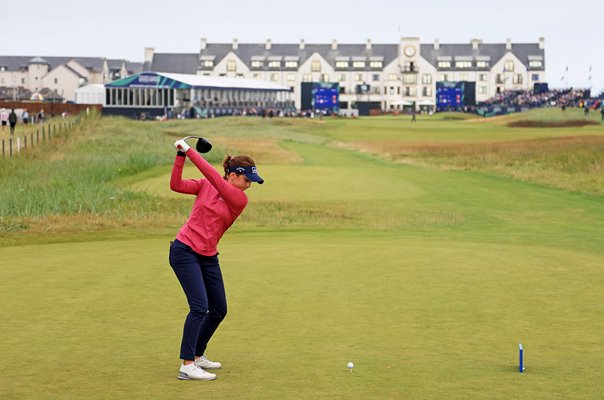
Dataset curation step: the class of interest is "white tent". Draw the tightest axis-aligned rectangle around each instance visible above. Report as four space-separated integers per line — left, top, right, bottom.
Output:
75 84 105 105
418 99 435 106
391 99 414 106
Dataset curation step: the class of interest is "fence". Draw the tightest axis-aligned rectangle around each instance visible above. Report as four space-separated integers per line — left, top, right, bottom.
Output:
1 118 80 159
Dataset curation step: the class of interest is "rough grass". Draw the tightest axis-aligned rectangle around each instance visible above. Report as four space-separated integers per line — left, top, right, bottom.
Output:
334 135 604 195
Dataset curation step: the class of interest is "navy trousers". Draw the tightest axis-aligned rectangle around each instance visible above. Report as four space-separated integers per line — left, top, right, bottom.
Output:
169 239 227 361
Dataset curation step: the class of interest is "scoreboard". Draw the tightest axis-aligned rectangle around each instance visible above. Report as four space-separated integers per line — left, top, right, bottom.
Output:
301 82 339 112
436 82 475 111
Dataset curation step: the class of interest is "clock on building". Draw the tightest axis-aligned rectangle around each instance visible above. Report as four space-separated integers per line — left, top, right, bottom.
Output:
403 45 416 57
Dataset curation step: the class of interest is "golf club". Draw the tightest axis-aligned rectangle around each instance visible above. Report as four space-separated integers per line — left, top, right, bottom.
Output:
182 135 212 153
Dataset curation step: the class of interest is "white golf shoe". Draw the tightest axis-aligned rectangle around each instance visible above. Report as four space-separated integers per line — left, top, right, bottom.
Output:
195 355 222 369
178 363 216 380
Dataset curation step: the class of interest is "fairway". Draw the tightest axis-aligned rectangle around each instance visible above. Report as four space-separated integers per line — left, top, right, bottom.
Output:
1 112 603 399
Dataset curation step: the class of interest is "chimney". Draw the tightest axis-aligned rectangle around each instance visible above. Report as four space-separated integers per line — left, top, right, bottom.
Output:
266 39 272 50
200 37 207 50
471 38 481 50
144 47 154 64
539 37 545 50
434 38 440 50
332 39 337 50
366 39 372 50
232 38 238 50
299 39 305 50
506 38 512 51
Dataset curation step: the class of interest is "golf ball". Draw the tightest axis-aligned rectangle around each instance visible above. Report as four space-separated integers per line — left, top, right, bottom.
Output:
347 362 354 369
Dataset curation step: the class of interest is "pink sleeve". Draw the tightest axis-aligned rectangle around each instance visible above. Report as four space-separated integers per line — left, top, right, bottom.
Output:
170 154 201 195
185 150 248 211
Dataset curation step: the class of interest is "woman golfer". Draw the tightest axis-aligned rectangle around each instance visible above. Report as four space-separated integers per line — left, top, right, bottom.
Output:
169 138 263 380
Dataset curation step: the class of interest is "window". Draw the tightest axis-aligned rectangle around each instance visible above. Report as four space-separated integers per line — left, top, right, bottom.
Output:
372 74 380 82
404 86 417 96
459 74 468 81
421 74 432 84
496 74 505 84
355 74 363 82
369 61 383 68
253 73 261 79
352 61 366 68
440 74 448 81
202 60 214 68
271 73 280 81
286 73 296 81
285 61 298 68
251 60 263 68
336 61 349 68
339 87 346 94
311 61 321 72
0 66 6 72
321 73 330 82
21 78 25 84
455 61 472 68
339 74 346 81
476 61 489 68
389 87 395 95
388 74 399 81
438 61 451 68
529 60 543 68
227 60 237 72
422 86 432 96
403 74 417 84
268 61 281 68
303 74 312 82
339 101 349 109
479 86 488 94
532 73 540 81
504 60 515 72
513 74 523 84
479 73 487 81
54 78 58 84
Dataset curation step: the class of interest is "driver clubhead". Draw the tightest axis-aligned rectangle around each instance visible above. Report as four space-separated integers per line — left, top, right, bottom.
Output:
183 135 212 153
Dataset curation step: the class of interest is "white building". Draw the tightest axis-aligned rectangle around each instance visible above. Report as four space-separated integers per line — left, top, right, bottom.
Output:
0 56 143 102
144 37 546 113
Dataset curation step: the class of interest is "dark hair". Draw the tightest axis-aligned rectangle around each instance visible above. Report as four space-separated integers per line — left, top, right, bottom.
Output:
223 155 256 179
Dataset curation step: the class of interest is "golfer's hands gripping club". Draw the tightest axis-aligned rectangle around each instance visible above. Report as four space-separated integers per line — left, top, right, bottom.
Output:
174 139 190 153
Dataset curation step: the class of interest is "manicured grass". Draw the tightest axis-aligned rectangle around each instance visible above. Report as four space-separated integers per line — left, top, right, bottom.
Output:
1 111 603 399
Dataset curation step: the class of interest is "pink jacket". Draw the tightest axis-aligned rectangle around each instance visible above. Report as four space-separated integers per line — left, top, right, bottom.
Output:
170 150 248 256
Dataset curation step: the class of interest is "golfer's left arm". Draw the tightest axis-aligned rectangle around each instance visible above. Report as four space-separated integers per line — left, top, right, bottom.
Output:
185 150 248 211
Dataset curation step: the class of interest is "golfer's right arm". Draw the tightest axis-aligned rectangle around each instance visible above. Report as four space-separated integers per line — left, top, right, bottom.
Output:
170 153 201 194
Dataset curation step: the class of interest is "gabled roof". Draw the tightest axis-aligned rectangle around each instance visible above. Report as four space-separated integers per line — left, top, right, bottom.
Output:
0 56 108 72
420 42 544 69
149 53 199 74
199 43 399 69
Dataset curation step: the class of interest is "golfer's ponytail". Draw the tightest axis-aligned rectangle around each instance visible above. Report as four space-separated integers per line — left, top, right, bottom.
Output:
223 155 257 179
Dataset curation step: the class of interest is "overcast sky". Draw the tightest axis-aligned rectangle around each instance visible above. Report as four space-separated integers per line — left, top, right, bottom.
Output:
6 0 603 94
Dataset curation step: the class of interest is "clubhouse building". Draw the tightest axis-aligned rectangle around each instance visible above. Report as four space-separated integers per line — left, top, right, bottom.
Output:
144 37 546 114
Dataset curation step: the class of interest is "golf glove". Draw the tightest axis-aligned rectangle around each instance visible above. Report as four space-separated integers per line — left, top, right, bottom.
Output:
174 139 190 153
